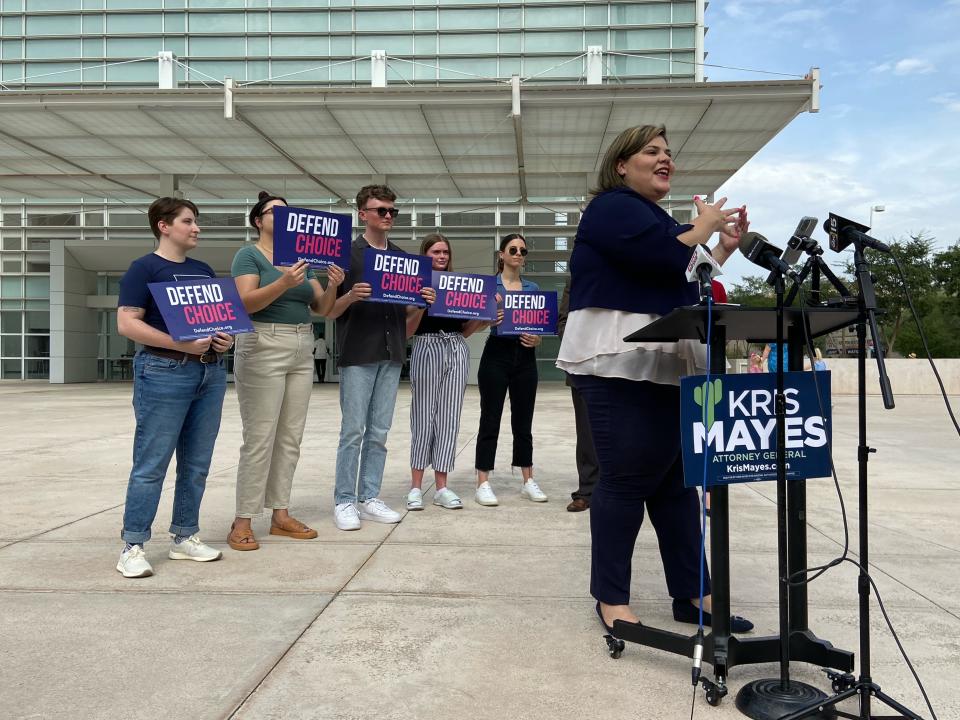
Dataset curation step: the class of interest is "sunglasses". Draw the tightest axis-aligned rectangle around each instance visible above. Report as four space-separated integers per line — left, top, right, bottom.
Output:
362 207 400 218
507 246 529 257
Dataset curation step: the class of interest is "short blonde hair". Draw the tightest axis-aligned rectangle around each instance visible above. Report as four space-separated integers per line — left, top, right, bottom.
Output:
592 125 668 196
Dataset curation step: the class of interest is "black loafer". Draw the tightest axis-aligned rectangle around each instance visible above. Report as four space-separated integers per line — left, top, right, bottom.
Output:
672 598 754 634
595 601 617 634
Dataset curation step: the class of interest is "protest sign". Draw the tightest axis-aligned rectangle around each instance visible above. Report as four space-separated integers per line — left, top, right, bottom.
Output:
273 205 351 270
148 277 254 340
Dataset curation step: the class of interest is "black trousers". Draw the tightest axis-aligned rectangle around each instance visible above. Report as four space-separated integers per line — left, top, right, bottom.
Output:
573 374 709 605
475 336 538 471
314 358 327 383
570 383 599 500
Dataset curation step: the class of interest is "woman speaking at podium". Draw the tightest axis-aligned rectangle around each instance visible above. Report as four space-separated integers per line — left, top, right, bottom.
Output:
557 125 753 635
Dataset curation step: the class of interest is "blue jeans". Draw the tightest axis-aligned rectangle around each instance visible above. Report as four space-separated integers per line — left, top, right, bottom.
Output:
334 361 402 504
121 351 227 544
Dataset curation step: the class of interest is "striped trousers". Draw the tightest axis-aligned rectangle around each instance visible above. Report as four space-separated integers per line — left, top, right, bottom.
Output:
409 332 470 472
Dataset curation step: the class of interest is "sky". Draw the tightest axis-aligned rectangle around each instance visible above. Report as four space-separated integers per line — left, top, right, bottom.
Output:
703 0 960 287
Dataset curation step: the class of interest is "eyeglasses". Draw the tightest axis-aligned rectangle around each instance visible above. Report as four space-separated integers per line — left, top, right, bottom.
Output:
507 246 529 257
362 207 400 218
259 207 275 217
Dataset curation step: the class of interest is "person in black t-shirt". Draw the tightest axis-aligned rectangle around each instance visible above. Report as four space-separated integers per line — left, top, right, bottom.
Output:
325 185 436 530
404 234 502 511
114 197 233 578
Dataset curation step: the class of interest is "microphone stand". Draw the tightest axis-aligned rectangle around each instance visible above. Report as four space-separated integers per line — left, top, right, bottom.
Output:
784 244 853 309
735 269 834 719
779 241 923 720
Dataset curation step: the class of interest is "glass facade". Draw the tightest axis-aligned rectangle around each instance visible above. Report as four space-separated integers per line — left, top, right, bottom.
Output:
1 1 705 380
1 1 699 87
0 206 51 379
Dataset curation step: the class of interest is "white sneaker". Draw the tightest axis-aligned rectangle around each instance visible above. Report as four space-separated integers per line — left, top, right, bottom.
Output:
334 502 361 531
475 481 499 506
433 487 463 510
116 545 153 578
521 479 548 502
358 498 402 524
406 488 424 511
168 535 222 562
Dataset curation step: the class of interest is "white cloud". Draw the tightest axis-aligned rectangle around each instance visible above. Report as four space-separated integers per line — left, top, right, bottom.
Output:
893 57 935 75
774 8 828 24
870 57 935 76
714 141 960 285
724 2 748 18
931 92 960 112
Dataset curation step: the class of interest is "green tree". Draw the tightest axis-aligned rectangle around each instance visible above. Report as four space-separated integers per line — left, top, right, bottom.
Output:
843 232 937 356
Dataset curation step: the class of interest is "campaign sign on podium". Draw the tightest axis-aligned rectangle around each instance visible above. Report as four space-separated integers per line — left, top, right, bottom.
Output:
498 291 558 335
362 248 431 307
428 271 497 321
680 370 832 487
272 205 351 270
148 277 254 341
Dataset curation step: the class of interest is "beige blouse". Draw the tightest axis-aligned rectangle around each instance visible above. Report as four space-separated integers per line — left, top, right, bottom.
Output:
556 308 710 386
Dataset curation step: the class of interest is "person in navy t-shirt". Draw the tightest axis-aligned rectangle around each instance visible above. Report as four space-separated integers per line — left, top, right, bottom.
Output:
114 197 233 578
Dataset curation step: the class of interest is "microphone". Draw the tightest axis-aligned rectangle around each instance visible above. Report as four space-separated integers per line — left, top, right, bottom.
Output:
739 231 799 280
824 213 891 253
784 216 820 261
685 244 722 303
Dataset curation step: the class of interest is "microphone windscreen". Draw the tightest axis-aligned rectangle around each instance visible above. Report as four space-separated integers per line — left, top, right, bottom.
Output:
739 231 767 253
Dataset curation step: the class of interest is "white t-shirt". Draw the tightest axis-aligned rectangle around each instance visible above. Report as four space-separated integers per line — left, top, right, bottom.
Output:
313 338 328 359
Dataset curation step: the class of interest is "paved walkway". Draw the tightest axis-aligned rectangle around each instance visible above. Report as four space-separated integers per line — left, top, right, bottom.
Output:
1 382 957 720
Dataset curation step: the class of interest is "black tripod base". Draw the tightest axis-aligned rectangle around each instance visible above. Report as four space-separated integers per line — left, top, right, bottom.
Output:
736 679 836 720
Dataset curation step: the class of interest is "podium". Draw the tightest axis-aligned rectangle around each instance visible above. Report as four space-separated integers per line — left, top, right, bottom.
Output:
613 305 858 699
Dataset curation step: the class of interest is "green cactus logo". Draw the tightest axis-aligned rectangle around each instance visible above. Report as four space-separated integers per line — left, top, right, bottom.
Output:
693 378 723 430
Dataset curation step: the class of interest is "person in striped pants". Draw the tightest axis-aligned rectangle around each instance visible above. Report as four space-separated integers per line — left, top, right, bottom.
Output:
405 234 502 510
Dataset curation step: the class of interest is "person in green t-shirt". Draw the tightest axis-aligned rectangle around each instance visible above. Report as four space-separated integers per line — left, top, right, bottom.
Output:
227 191 344 552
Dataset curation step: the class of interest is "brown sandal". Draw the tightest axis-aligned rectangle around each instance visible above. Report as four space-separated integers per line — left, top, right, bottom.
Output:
228 522 260 551
269 516 318 540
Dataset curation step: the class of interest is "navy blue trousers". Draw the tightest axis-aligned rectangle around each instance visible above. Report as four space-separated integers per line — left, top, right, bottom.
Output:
573 375 710 605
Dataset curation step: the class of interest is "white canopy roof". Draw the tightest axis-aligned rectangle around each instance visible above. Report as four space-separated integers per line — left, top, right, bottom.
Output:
0 77 817 204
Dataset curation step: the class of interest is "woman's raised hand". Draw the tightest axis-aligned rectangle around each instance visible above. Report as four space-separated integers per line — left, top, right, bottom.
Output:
693 196 741 236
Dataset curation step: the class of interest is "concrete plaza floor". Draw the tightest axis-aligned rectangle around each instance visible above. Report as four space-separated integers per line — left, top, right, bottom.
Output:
0 381 957 720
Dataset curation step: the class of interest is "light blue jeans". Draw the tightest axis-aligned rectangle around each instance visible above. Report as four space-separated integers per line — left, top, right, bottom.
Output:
122 350 226 544
334 361 402 505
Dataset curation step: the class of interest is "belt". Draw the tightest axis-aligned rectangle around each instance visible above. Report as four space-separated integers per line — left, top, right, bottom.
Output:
145 347 221 364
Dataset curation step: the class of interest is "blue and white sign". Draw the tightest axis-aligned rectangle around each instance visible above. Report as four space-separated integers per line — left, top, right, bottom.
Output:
498 291 558 335
272 205 351 270
362 248 431 307
148 277 254 341
428 271 497 321
680 371 832 488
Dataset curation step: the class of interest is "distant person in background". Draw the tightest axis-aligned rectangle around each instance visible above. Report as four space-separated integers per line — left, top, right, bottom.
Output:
558 278 598 513
313 333 328 383
762 342 788 373
748 352 764 373
813 347 827 371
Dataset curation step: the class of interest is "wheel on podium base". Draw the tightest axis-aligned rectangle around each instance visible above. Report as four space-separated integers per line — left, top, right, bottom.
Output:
603 634 625 659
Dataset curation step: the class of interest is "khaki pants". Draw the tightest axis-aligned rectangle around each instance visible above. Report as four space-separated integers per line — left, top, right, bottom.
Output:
234 322 314 517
